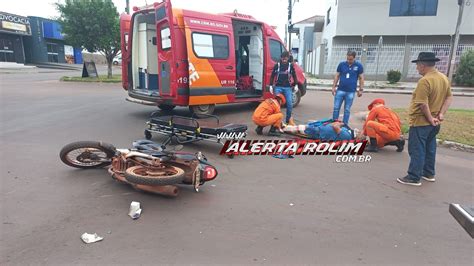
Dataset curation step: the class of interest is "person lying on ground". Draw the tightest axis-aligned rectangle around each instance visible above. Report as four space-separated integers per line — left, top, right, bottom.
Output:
252 94 286 136
361 98 405 152
282 120 354 141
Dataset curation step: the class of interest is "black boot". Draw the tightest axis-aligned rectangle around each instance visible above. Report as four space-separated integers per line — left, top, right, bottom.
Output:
395 138 405 152
255 126 263 135
268 126 281 136
385 138 405 152
365 138 378 152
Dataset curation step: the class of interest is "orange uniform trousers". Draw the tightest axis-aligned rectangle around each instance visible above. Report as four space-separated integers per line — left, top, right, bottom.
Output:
365 120 400 147
252 99 283 128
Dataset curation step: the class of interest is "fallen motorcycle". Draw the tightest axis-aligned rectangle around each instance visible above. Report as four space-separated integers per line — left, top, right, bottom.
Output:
59 140 218 197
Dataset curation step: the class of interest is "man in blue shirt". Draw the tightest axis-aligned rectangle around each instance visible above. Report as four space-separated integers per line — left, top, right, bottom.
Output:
331 51 365 125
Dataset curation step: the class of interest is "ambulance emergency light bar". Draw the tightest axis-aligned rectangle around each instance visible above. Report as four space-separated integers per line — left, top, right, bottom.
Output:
132 0 166 12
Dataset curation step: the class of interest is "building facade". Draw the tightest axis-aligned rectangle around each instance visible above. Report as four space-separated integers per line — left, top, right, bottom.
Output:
23 16 82 64
289 15 324 70
0 12 31 63
304 0 474 80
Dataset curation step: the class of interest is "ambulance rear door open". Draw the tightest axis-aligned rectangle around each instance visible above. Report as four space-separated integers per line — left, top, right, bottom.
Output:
155 0 177 97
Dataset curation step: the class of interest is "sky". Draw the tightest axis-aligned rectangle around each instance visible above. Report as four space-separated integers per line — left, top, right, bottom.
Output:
1 0 327 39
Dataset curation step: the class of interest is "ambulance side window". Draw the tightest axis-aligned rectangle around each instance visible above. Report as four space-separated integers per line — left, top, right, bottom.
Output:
161 27 171 50
269 39 283 62
192 32 229 59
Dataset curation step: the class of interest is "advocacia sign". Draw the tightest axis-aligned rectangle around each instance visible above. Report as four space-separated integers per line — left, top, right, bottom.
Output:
0 12 31 35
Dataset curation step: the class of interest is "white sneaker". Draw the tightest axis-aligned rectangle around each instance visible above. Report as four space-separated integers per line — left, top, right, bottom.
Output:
422 176 436 182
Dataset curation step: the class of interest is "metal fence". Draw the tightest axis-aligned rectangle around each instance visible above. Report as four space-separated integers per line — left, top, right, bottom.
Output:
305 43 474 80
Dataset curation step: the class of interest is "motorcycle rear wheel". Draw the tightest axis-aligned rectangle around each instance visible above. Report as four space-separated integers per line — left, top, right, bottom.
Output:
125 165 185 186
59 141 116 169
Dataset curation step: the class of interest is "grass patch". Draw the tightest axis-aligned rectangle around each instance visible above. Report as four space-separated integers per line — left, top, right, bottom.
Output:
394 108 474 146
61 75 122 83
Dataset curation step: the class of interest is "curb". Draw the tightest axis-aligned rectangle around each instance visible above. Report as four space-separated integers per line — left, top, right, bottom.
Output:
436 139 474 153
353 111 473 153
306 82 474 93
306 86 474 97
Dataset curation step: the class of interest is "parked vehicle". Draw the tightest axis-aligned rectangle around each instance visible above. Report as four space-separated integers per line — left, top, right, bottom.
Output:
119 0 307 116
113 55 122 65
59 140 218 196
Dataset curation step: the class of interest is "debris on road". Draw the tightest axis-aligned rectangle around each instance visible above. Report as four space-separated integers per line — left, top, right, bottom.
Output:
128 201 142 219
81 233 104 244
272 154 294 159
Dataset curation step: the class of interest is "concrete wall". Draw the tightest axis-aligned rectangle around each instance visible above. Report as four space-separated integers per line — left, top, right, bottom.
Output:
332 35 474 45
336 0 474 36
322 0 339 58
307 42 474 81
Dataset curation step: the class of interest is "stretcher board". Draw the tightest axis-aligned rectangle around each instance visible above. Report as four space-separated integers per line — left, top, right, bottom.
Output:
144 112 247 148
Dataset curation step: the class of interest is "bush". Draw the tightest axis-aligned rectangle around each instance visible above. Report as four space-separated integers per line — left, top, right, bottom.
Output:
387 69 402 84
454 50 474 86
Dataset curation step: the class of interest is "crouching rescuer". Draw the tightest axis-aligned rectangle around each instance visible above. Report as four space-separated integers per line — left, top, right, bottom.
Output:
252 94 286 136
362 98 405 152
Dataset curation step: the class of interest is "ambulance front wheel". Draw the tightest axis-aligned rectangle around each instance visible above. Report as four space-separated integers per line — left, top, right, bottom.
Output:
189 104 215 118
292 90 301 108
144 130 152 140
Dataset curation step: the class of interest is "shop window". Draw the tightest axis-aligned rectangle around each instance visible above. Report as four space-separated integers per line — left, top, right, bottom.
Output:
47 43 59 63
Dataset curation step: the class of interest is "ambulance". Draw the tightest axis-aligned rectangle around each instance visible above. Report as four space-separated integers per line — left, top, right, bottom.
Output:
120 0 307 116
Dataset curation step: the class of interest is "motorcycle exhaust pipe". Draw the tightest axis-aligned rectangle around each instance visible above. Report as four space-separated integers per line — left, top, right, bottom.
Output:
132 184 179 197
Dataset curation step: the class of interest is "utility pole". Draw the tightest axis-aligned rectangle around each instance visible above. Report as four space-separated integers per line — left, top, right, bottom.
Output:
125 0 130 14
288 0 292 50
287 0 299 56
447 0 465 82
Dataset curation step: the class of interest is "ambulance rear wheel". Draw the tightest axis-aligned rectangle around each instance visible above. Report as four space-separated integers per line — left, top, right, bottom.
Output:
158 104 176 112
189 104 215 118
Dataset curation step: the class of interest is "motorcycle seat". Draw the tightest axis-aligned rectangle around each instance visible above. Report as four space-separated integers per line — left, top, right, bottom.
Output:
132 140 163 151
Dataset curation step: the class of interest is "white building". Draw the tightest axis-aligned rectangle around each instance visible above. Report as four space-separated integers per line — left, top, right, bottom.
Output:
323 0 473 48
289 16 324 69
304 0 474 80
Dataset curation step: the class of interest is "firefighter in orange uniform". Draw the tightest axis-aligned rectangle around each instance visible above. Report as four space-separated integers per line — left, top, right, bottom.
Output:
363 98 405 152
252 94 285 136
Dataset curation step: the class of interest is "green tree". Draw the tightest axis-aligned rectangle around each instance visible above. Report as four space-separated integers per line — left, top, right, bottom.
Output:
56 0 120 78
454 50 474 86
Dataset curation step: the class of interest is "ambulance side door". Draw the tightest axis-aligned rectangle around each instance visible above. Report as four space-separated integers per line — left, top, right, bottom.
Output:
183 17 236 105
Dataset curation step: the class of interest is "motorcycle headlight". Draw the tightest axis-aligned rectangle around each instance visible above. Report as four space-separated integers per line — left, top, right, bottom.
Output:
196 151 204 160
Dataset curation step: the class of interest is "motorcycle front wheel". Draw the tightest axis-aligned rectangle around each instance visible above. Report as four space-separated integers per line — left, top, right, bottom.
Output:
59 141 116 169
125 165 185 186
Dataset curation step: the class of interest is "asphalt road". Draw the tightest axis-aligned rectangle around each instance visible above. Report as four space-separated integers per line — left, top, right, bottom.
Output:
1 69 473 265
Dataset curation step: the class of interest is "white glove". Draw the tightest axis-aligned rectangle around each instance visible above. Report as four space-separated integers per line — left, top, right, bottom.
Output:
269 86 274 94
294 85 299 93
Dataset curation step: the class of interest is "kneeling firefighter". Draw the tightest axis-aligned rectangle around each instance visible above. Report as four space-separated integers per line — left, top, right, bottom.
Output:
252 94 286 136
362 98 405 152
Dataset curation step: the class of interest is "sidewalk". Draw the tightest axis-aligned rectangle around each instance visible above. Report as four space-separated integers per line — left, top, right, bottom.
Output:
306 77 474 97
0 62 36 70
